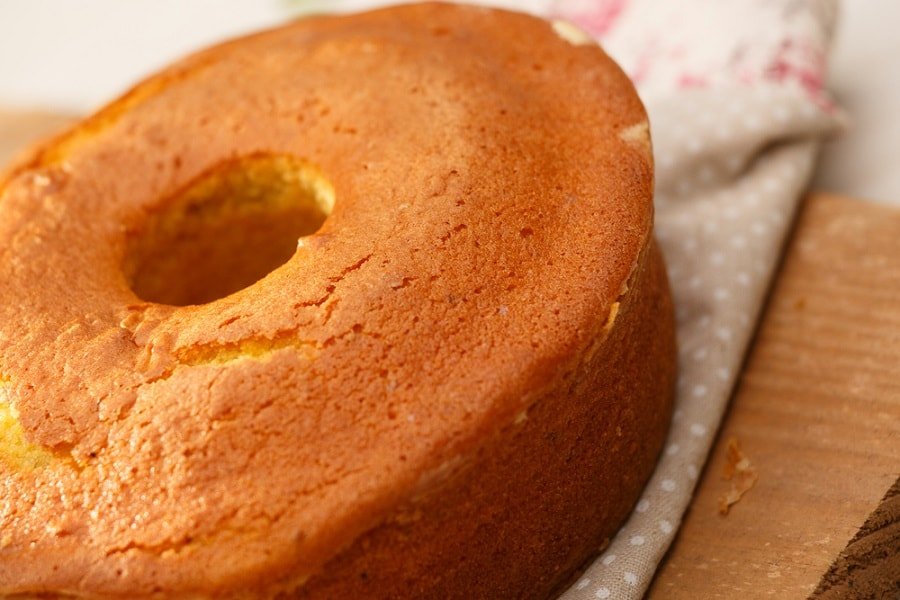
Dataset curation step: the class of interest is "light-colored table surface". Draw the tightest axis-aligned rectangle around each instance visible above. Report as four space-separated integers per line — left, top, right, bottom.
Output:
813 1 900 204
0 0 898 203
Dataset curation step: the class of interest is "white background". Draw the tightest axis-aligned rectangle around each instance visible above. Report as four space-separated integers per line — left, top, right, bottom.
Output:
0 0 896 203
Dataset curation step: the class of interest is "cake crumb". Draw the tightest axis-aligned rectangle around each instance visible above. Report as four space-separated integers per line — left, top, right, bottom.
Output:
551 20 594 46
619 121 650 146
718 437 758 515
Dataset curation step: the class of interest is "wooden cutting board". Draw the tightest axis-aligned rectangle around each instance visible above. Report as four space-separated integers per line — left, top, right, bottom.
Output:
2 111 899 597
649 194 900 598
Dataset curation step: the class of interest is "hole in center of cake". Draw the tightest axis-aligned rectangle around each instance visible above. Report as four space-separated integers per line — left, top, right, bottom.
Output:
124 154 334 306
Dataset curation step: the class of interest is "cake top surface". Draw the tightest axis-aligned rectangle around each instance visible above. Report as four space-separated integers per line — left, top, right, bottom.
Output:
0 3 651 595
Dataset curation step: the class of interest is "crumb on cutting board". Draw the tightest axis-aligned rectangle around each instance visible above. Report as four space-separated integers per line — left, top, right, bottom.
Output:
718 437 759 515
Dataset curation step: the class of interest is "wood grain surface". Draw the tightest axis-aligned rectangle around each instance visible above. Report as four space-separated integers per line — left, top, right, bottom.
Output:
2 112 898 598
649 194 900 598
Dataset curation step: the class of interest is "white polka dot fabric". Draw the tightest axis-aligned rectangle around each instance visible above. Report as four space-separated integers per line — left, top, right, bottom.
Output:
302 0 844 596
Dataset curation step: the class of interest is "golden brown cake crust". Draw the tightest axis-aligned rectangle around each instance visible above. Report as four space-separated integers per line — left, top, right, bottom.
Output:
0 3 673 598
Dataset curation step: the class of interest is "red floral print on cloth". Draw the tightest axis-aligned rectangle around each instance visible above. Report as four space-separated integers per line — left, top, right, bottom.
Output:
551 0 837 108
555 0 629 37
